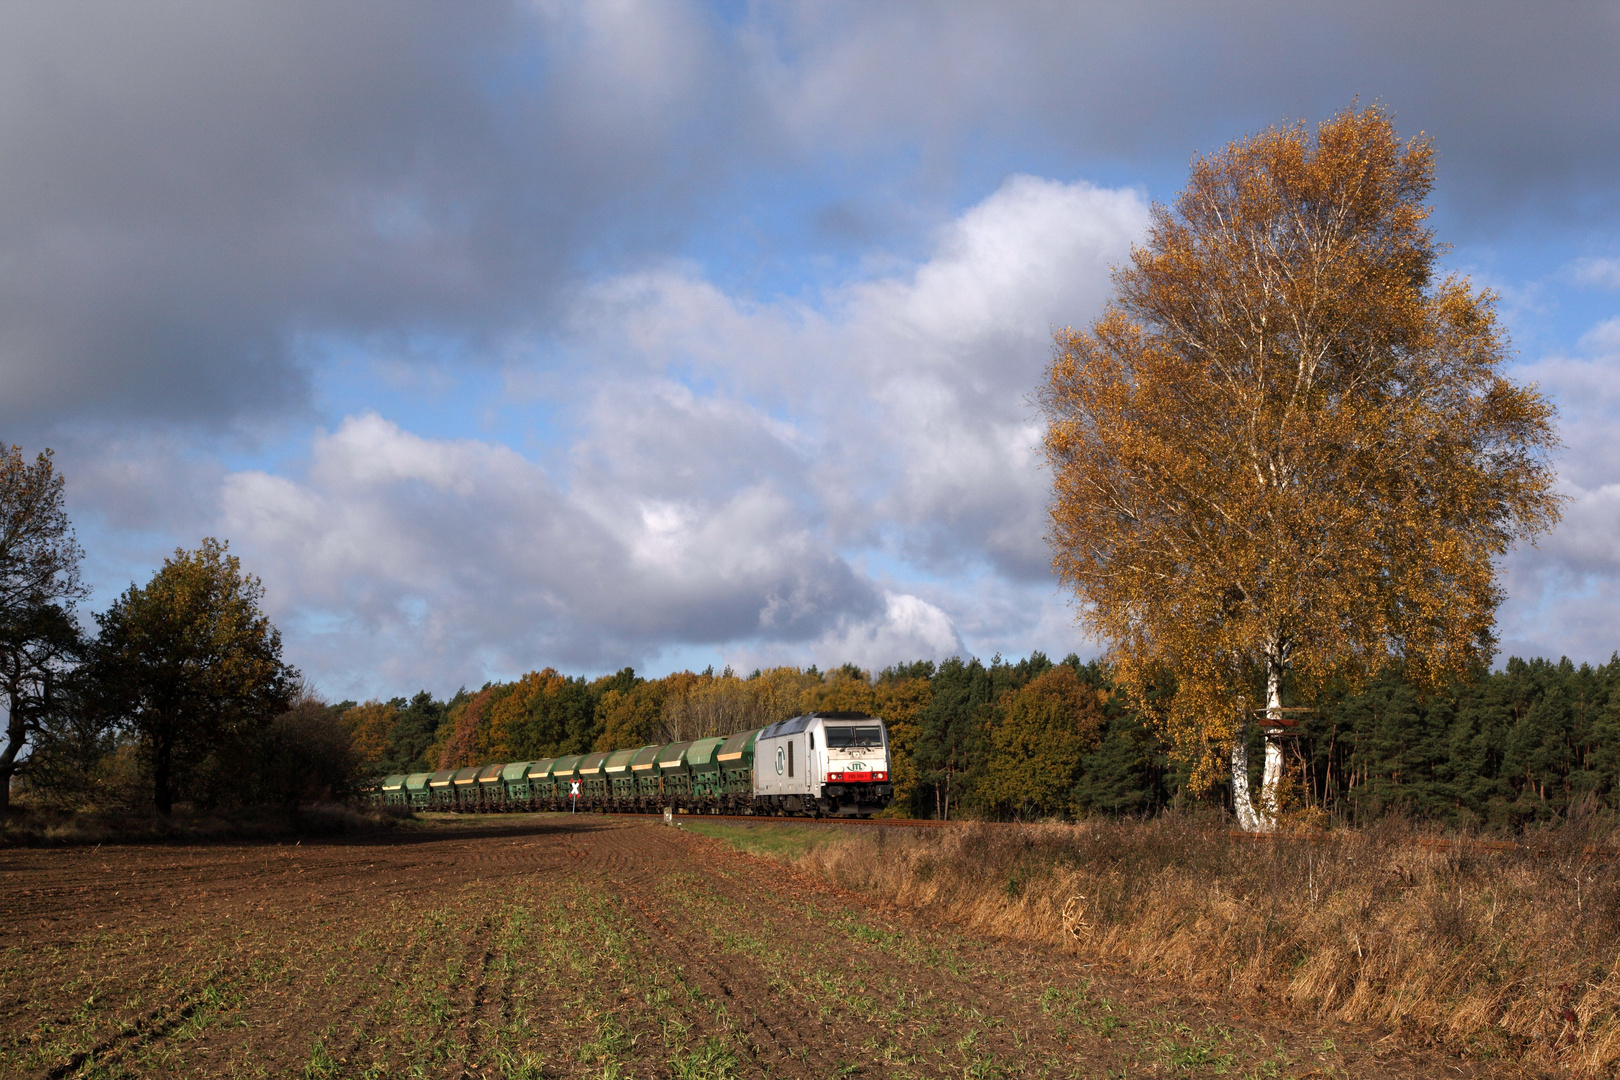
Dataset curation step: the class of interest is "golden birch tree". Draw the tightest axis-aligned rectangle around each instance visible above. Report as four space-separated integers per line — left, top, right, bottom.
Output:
1039 106 1561 830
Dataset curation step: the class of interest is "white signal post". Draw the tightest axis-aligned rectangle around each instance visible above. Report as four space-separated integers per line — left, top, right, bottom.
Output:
570 779 581 813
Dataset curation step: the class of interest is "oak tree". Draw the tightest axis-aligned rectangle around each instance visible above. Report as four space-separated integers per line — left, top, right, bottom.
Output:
87 538 296 814
1039 106 1561 829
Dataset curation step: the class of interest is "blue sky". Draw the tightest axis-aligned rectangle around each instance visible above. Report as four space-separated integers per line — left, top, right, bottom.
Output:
3 2 1618 699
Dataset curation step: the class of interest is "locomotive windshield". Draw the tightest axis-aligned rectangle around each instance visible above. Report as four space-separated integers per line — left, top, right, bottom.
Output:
824 725 883 749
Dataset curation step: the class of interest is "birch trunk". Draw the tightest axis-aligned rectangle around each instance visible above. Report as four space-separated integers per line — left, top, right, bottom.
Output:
1231 729 1262 832
1260 648 1286 828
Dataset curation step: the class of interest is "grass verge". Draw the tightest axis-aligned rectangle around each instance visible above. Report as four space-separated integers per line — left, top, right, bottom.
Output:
680 820 829 861
784 813 1620 1074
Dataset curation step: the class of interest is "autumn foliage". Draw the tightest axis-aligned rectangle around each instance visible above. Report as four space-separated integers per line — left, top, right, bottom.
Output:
980 666 1107 820
1040 106 1561 801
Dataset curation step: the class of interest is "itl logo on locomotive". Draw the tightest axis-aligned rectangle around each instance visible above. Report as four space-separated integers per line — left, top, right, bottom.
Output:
775 746 786 775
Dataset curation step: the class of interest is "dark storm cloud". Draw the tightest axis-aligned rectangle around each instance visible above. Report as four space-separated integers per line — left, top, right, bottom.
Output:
759 1 1620 225
0 0 745 428
4 1 1615 434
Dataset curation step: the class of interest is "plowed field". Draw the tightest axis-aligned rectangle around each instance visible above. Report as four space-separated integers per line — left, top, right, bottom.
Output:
2 815 1524 1078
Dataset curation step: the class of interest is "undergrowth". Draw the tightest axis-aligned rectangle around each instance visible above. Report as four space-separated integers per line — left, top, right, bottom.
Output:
793 812 1620 1074
0 802 410 847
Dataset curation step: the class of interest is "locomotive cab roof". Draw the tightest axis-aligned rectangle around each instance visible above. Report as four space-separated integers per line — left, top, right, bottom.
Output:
758 711 876 739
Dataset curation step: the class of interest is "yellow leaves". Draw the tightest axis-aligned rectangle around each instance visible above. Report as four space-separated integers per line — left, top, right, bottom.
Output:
487 668 565 758
1039 104 1561 790
342 700 397 764
594 681 666 751
980 666 1106 819
434 688 493 770
797 666 876 715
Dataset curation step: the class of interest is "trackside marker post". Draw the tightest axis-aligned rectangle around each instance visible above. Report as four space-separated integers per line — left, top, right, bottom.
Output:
571 779 580 813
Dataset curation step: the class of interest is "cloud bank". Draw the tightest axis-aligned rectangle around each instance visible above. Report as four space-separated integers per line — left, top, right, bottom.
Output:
208 177 1144 692
3 2 1616 695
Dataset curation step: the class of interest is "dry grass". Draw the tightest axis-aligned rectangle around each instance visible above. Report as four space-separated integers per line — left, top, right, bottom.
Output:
0 801 410 847
798 812 1620 1074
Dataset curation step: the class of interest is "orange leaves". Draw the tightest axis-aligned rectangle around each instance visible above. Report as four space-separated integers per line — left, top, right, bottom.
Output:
341 700 397 764
434 688 493 770
1039 104 1561 789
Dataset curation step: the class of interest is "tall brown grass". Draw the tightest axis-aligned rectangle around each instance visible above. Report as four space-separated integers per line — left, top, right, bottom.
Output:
798 812 1620 1073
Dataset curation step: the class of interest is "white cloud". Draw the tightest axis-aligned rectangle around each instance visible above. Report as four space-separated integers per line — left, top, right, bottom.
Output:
568 175 1148 579
206 175 1142 694
219 413 881 694
1568 256 1620 290
723 591 966 675
1578 317 1620 354
1494 322 1620 661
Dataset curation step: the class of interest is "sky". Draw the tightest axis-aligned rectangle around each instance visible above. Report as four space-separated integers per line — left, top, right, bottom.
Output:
3 1 1619 701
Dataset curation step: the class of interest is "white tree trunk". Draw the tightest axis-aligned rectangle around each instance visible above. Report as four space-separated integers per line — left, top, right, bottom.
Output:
1231 730 1262 832
1257 638 1288 830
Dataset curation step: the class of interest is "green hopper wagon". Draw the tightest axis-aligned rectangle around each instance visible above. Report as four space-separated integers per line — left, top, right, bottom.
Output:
427 768 458 809
630 745 662 799
577 751 610 801
379 773 408 807
526 758 558 801
550 755 583 803
716 728 761 799
657 741 695 800
686 737 727 801
477 763 506 808
405 772 432 809
603 747 639 802
502 760 536 803
451 766 482 809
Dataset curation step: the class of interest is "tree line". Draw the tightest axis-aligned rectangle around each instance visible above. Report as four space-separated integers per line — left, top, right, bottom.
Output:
331 651 1620 830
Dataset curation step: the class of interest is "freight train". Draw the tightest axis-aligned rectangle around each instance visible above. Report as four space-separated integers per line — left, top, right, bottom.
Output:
372 711 893 818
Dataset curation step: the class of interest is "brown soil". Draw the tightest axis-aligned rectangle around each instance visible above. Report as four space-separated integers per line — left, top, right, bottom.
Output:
0 815 1542 1079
